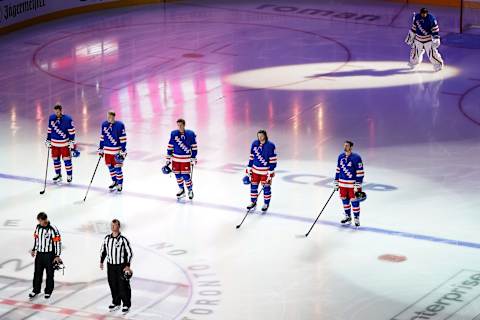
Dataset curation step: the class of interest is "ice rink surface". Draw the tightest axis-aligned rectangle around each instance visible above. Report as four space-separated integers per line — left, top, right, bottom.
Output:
1 0 480 319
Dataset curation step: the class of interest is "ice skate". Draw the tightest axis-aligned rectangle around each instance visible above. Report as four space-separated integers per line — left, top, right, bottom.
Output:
177 188 186 199
261 204 269 213
354 217 360 228
53 174 62 183
340 215 352 225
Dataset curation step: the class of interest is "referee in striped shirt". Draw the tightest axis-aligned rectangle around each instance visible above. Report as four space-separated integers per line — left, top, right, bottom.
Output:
100 219 133 313
29 212 62 299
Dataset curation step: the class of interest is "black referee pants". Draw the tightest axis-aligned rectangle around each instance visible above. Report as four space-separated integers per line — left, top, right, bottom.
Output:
33 252 55 294
107 264 131 307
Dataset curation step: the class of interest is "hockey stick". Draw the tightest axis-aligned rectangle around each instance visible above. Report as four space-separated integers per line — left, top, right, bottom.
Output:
305 189 336 237
39 147 50 195
236 185 265 229
83 155 102 202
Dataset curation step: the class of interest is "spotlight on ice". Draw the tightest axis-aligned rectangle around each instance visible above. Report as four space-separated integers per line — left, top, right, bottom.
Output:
225 61 460 91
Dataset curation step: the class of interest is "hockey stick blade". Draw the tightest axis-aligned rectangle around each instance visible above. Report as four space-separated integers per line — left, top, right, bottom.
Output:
39 147 50 195
235 186 264 229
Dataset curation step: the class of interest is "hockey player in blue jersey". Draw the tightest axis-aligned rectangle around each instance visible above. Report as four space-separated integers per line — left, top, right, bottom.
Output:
45 105 76 183
334 141 364 227
97 111 127 192
245 130 277 212
405 8 444 71
165 119 197 200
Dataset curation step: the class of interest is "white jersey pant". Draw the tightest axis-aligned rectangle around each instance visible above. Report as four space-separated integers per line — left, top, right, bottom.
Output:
409 40 443 67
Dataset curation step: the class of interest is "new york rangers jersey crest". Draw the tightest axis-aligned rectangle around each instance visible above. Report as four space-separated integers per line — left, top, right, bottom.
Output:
248 140 277 175
411 13 439 43
99 121 127 155
47 114 75 147
167 130 198 163
335 153 364 188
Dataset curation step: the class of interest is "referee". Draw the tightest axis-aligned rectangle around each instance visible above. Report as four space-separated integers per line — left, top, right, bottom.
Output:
100 219 133 314
29 212 62 299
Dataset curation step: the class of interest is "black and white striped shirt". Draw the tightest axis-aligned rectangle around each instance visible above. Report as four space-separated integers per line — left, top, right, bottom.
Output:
100 233 133 266
32 223 61 256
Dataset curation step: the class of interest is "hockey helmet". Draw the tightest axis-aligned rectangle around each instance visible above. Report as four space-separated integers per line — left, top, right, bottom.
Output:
53 259 65 275
162 165 172 175
242 175 251 185
355 191 367 202
71 149 81 158
114 153 125 164
123 270 133 281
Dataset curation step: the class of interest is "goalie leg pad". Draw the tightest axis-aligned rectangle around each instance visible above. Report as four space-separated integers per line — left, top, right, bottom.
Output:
424 41 444 68
409 40 425 67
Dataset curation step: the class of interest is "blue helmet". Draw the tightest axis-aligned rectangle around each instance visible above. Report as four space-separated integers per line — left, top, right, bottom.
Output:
242 175 251 185
71 149 81 158
114 153 125 164
355 191 367 202
162 165 172 175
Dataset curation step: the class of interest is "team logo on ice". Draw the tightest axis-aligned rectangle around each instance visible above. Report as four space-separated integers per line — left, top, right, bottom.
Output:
0 221 222 319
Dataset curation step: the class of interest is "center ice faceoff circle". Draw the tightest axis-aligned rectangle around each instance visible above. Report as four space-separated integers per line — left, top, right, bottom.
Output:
225 61 460 90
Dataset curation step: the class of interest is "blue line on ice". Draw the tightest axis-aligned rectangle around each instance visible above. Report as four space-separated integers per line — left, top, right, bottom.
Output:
1 172 478 250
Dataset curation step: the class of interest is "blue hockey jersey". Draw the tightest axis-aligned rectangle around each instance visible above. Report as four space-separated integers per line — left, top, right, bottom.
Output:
335 152 364 188
99 121 127 155
247 140 277 175
167 129 198 163
46 114 75 147
411 13 439 43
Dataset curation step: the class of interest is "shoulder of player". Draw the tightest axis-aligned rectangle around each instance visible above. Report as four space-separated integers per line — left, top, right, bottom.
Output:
101 120 109 127
115 121 125 128
185 129 196 136
351 153 363 161
48 224 60 233
266 141 276 149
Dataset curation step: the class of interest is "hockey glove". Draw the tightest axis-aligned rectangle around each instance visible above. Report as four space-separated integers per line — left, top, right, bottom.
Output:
334 180 339 191
404 30 415 46
97 148 104 157
120 150 127 158
354 182 362 193
245 167 252 177
45 139 52 148
266 171 275 183
432 38 440 49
